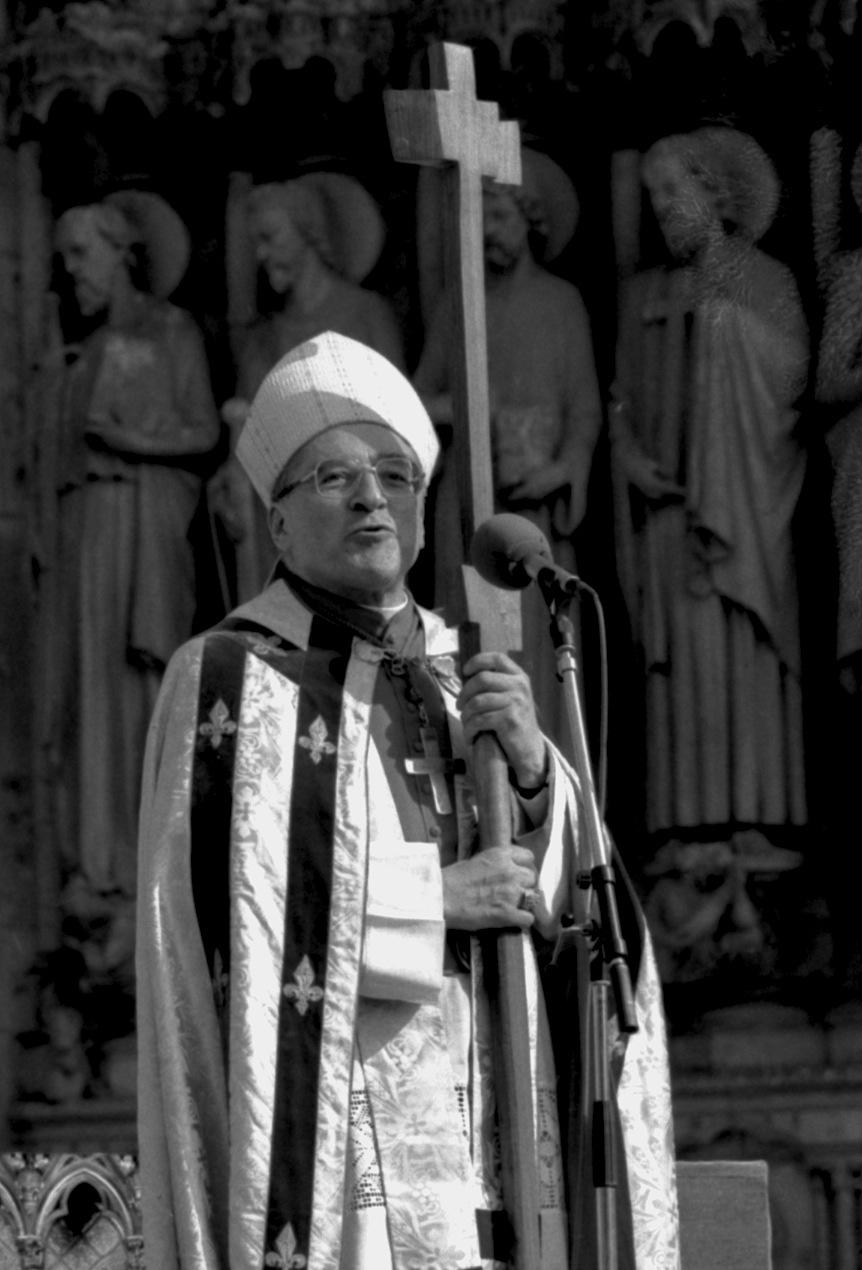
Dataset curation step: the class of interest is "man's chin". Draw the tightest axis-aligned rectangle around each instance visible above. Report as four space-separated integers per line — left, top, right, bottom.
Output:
340 544 409 600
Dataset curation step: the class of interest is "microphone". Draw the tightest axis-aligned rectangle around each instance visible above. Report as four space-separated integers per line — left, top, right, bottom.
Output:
470 512 582 595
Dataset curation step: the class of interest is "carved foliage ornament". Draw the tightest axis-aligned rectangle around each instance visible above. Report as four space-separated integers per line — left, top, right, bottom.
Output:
600 0 775 56
0 1153 141 1243
4 4 172 123
2 0 411 130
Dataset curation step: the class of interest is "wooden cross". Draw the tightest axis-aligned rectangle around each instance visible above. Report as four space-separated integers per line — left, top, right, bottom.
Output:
386 45 542 1270
386 43 520 608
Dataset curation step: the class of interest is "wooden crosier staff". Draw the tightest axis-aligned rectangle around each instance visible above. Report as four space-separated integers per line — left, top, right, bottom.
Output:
385 44 543 1270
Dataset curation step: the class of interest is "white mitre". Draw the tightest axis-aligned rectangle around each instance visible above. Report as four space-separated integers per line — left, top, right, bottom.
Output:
236 330 440 507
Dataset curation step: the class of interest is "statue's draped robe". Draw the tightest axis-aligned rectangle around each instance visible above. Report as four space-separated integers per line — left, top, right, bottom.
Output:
228 278 405 600
33 294 219 896
136 576 679 1270
814 249 862 663
611 255 809 834
414 266 602 749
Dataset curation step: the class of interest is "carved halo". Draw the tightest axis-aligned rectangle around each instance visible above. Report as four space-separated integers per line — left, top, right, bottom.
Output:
518 146 580 262
102 189 191 298
416 141 579 327
644 126 780 244
243 171 386 284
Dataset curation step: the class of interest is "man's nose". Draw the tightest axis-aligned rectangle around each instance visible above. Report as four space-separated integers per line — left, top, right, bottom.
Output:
348 468 388 507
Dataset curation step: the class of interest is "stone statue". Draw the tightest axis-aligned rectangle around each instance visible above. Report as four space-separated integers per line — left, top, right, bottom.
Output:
810 129 862 994
813 134 862 689
215 172 406 600
414 148 603 746
30 192 219 912
644 831 803 985
610 128 809 843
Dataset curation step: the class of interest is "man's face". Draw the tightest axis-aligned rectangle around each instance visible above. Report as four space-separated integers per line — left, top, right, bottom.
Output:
57 210 127 316
268 423 426 606
250 205 308 294
644 151 727 260
483 188 530 275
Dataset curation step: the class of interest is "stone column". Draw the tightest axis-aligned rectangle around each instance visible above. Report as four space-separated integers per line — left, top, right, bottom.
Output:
0 142 28 1144
0 138 53 1139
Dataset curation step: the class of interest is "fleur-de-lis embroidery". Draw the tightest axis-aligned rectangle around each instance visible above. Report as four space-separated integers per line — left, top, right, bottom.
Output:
265 1222 307 1268
298 715 336 764
248 634 289 659
283 954 323 1016
198 699 237 749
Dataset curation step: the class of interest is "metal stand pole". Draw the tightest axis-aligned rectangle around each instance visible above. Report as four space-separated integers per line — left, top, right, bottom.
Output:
536 578 638 1270
590 979 618 1270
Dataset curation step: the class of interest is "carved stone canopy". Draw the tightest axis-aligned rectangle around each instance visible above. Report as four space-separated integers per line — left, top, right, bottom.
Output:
0 0 575 140
1 0 414 135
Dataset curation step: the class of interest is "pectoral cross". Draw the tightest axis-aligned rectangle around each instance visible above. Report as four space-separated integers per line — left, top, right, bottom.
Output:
386 46 541 1270
404 728 466 815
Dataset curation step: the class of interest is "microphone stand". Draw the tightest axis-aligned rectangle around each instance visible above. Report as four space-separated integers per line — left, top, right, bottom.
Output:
534 568 638 1270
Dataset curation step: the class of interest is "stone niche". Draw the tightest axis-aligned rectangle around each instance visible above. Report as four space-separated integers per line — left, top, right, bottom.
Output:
0 1154 143 1270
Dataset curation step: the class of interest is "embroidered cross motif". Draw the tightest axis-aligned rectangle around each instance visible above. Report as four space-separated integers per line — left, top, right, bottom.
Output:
198 699 237 749
265 1223 307 1269
298 715 336 764
283 954 324 1016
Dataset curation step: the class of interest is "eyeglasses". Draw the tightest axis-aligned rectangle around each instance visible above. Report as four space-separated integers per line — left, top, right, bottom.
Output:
275 456 424 501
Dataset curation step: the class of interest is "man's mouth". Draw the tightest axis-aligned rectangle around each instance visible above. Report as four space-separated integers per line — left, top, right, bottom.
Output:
350 523 394 538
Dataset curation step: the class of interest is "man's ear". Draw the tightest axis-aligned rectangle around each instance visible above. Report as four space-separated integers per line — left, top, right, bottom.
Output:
414 489 427 557
268 500 290 555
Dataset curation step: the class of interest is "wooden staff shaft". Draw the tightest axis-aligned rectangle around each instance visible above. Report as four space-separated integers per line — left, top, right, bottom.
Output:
386 44 542 1268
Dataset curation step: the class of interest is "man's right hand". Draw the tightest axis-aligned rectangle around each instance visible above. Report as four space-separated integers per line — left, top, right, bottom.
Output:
442 846 538 931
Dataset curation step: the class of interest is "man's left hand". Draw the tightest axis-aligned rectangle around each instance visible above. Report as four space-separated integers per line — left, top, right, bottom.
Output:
458 651 548 790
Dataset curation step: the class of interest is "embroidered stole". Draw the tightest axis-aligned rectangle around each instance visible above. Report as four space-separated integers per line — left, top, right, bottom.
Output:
267 616 352 1260
191 615 353 1267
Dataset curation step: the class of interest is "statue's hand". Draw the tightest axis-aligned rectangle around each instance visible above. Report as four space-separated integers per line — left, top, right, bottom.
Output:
506 458 570 502
221 397 251 431
611 403 685 501
418 392 454 427
619 447 684 501
839 653 862 695
208 458 252 543
442 846 538 931
84 423 149 457
458 651 548 790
